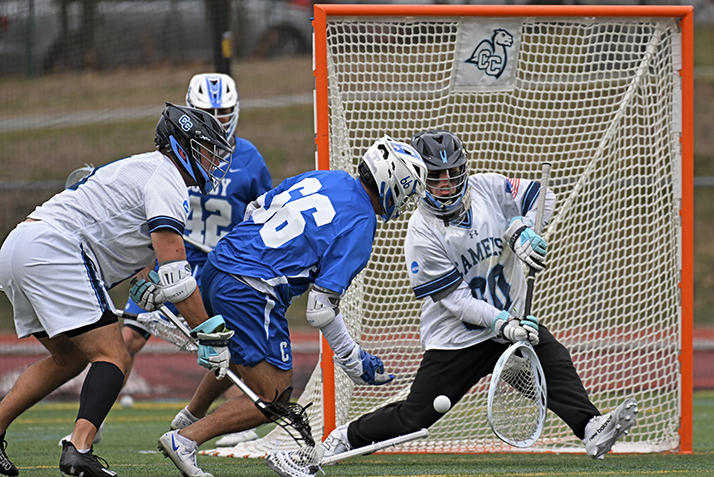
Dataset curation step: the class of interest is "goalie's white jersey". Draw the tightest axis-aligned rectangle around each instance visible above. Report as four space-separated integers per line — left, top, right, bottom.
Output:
405 173 555 351
28 151 189 288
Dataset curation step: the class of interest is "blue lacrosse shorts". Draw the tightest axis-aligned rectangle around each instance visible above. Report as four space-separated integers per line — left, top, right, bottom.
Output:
201 260 292 370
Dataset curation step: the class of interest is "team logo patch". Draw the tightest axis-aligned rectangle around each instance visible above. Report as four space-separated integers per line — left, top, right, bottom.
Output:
465 29 514 79
179 114 193 132
452 20 521 92
183 200 190 214
411 261 419 274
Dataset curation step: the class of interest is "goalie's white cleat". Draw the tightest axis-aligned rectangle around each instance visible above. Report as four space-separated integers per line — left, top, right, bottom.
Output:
215 429 260 447
158 430 213 477
319 424 351 464
583 397 638 460
171 407 200 430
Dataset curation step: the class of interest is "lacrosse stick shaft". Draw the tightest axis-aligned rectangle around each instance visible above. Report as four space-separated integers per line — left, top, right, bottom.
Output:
524 162 552 317
157 304 266 407
183 235 213 254
321 428 429 465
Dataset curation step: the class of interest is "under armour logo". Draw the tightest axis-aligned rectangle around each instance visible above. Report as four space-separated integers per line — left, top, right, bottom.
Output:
469 230 478 239
465 29 514 79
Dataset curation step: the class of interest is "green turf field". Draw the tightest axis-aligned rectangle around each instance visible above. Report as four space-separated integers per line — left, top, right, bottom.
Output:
3 391 713 477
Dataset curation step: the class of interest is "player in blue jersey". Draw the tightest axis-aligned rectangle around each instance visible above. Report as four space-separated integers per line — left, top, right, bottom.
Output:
152 136 427 477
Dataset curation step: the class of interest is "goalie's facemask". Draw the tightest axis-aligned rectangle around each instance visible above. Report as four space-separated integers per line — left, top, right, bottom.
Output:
410 129 469 224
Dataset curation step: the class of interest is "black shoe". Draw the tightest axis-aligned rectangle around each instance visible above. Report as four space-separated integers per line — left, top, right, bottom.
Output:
59 440 116 477
0 433 18 477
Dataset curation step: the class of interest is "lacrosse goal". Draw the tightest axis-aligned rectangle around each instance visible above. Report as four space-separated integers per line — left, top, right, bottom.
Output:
203 4 693 459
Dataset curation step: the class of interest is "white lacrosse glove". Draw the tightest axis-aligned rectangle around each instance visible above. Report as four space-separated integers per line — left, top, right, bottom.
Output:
129 270 166 312
334 346 394 386
191 315 234 379
491 311 540 345
491 310 529 344
520 315 540 346
504 216 547 272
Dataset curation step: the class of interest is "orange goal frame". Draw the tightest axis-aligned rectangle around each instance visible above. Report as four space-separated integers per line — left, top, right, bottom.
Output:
312 3 693 453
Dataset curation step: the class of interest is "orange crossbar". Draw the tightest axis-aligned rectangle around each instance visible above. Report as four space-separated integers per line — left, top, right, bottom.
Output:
313 4 694 451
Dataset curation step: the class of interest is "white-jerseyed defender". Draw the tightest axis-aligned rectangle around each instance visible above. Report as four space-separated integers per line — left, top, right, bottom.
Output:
0 103 234 477
58 73 272 450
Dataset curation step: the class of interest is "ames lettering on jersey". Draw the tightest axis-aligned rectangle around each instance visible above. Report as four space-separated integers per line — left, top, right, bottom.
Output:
457 236 504 275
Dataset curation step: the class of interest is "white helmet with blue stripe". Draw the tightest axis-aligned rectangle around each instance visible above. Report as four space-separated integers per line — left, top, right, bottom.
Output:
186 73 240 138
358 136 427 222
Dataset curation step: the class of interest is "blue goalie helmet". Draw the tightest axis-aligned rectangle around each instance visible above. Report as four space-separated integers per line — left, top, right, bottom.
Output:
410 130 469 223
358 135 427 223
155 102 233 195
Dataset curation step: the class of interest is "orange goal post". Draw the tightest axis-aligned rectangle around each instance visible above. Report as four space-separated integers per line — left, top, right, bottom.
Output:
204 4 693 458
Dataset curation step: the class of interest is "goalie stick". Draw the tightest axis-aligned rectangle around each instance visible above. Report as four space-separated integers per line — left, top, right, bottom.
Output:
266 428 429 477
155 303 315 447
487 162 550 448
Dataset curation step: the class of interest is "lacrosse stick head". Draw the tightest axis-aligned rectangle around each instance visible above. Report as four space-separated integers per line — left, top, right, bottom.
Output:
487 341 547 448
133 311 198 353
266 446 321 477
259 386 315 447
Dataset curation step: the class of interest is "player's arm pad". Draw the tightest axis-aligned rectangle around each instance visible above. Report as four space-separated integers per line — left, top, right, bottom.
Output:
157 260 197 303
306 286 341 328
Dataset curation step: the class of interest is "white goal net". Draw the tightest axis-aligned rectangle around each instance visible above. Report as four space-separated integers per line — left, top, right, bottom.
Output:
203 5 691 459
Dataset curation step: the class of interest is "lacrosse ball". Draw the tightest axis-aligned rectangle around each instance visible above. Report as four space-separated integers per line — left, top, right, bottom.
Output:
433 395 451 413
119 395 134 408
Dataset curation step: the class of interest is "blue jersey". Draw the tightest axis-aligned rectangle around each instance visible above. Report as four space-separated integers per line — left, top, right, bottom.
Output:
184 137 272 268
208 170 377 303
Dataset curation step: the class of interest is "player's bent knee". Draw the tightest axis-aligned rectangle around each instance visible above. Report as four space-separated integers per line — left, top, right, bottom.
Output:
122 329 149 355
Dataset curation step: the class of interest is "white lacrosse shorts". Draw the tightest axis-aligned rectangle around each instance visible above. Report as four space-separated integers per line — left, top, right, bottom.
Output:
0 221 114 339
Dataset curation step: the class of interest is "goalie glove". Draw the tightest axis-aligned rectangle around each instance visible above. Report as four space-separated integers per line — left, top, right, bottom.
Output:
491 310 528 344
520 314 540 346
504 216 547 272
129 270 165 312
334 346 394 386
191 315 234 379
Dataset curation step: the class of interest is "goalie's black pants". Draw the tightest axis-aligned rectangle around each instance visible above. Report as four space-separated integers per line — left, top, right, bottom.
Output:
347 326 600 448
